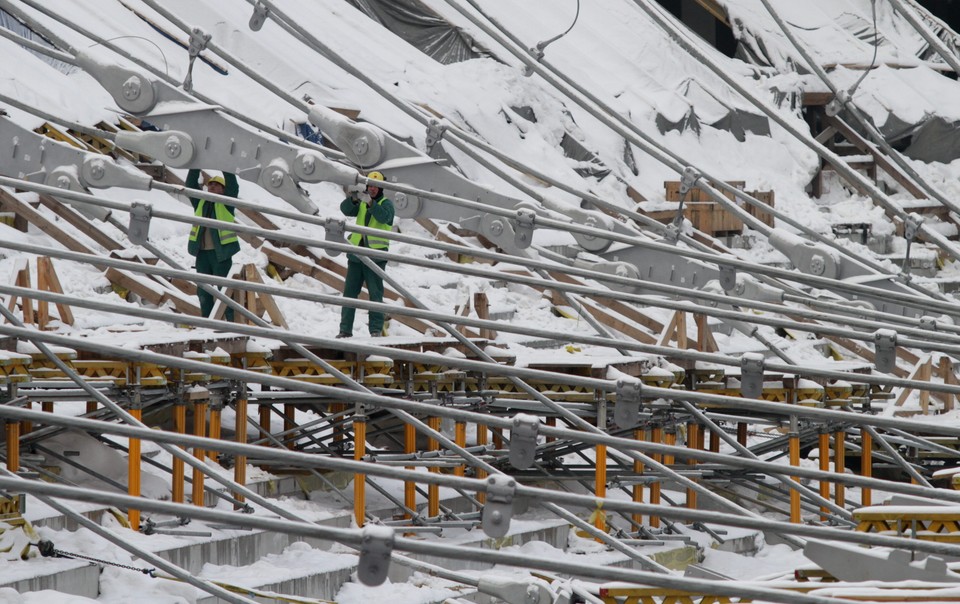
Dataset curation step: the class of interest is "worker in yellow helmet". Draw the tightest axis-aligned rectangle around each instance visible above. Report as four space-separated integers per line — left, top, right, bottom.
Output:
186 169 240 320
337 170 394 338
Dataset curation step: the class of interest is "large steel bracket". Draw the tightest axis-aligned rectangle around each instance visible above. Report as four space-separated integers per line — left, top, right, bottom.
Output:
75 50 358 215
0 116 151 220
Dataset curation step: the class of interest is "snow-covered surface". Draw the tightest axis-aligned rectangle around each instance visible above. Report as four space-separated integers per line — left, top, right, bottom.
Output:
2 0 960 601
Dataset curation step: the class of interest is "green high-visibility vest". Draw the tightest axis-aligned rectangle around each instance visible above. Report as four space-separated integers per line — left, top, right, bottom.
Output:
189 199 238 247
349 198 391 249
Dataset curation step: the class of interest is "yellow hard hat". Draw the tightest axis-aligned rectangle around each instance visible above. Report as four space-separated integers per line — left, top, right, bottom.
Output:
367 171 384 182
207 175 226 187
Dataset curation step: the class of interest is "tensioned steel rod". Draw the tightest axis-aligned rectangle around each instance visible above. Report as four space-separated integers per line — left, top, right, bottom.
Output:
7 405 960 559
444 0 950 304
675 400 853 522
0 467 258 604
9 179 960 375
6 268 960 414
0 477 858 604
8 174 954 326
154 179 960 344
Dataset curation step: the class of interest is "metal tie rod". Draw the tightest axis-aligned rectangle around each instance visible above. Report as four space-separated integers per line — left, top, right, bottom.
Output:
4 406 960 560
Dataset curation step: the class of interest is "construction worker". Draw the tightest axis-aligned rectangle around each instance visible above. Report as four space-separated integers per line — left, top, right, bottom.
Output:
337 171 395 338
186 169 240 321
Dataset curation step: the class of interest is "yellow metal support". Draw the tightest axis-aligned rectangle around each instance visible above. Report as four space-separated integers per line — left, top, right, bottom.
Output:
284 403 296 449
835 430 846 508
686 423 699 513
819 431 830 521
789 430 800 524
208 404 222 462
86 401 97 414
404 422 416 517
595 444 607 533
5 421 19 472
428 416 441 518
545 416 556 443
172 403 186 504
353 411 367 527
233 393 247 507
476 422 488 504
737 422 747 447
709 428 720 453
128 407 142 531
633 429 644 527
258 404 271 445
650 426 662 528
192 401 208 507
454 421 466 477
41 401 53 414
861 429 872 507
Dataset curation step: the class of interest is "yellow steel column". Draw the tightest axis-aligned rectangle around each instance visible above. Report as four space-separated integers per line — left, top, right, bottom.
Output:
233 385 248 507
834 429 846 508
258 404 271 445
650 426 662 528
353 406 367 527
283 403 296 449
709 427 720 453
128 406 142 531
819 430 830 521
737 422 748 447
404 422 416 518
454 421 466 477
192 398 208 507
789 418 800 524
545 416 556 443
86 401 97 414
476 422 488 504
861 429 873 507
633 428 645 527
5 421 18 472
172 402 186 503
41 401 53 414
208 399 222 462
686 422 699 513
428 416 441 518
595 444 607 533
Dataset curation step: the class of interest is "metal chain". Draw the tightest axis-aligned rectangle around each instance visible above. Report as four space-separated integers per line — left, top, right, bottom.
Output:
33 540 156 576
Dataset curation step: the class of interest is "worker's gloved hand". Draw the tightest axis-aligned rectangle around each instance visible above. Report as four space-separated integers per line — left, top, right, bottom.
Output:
359 193 372 205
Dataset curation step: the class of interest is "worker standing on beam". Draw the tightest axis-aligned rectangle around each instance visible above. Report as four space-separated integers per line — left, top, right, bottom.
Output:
186 169 240 321
337 171 395 338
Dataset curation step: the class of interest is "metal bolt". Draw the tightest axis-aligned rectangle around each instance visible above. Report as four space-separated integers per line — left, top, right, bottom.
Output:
809 255 825 275
269 170 284 188
489 219 504 237
88 159 105 181
164 135 182 159
122 76 142 101
55 175 71 189
300 155 316 175
353 138 369 156
394 192 407 210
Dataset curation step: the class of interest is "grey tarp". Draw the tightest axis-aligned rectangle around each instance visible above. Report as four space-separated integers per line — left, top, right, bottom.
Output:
345 0 492 64
904 116 960 163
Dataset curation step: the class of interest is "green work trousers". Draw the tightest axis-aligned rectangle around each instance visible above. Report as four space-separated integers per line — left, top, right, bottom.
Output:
196 249 234 321
340 256 387 336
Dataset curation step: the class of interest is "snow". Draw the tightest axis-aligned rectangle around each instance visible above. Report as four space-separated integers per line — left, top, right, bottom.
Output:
3 0 960 601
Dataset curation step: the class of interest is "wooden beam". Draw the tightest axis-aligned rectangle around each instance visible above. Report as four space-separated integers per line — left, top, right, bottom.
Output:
36 257 74 328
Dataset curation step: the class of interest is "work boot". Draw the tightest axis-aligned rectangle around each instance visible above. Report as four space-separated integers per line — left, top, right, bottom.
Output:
336 332 352 339
370 332 382 337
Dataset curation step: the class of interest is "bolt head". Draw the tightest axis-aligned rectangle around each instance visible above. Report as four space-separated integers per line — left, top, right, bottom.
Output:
269 170 284 188
88 159 105 180
394 192 407 209
809 255 825 275
489 219 504 237
122 76 142 100
164 136 182 159
353 138 369 156
300 155 316 175
55 175 71 188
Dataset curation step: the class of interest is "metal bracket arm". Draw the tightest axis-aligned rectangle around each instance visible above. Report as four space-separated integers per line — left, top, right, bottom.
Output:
481 474 516 538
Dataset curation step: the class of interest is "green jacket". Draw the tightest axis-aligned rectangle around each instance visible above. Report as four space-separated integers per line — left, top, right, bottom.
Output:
340 192 394 251
187 169 240 261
